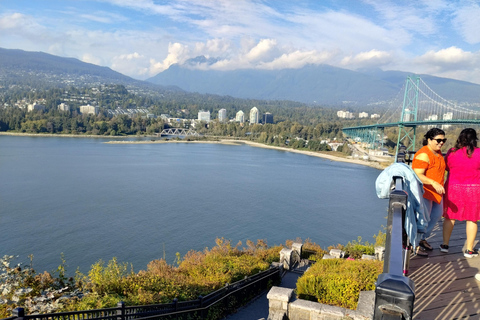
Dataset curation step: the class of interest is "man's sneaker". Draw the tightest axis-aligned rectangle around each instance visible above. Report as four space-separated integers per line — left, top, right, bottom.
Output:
439 244 449 253
464 249 479 258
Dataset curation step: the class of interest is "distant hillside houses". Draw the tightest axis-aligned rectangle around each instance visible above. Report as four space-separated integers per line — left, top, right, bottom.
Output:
107 108 149 117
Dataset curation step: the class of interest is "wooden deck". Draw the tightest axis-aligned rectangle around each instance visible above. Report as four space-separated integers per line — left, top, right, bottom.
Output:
409 219 480 319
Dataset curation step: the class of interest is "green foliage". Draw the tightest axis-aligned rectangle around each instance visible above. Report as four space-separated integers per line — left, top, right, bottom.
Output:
373 229 386 248
343 237 375 259
296 259 383 310
62 238 281 311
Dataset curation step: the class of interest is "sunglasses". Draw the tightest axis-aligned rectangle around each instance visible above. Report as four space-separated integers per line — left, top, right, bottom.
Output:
433 138 447 144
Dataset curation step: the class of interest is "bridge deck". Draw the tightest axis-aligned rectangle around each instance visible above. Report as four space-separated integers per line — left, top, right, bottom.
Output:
409 219 480 319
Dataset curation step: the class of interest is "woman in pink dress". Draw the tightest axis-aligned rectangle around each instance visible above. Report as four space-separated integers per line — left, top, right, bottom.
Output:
442 128 480 258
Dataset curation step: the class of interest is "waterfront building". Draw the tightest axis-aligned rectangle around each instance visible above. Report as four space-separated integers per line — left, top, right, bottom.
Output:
359 112 368 118
250 107 259 124
371 114 380 119
218 109 227 122
263 112 273 124
58 103 70 112
198 110 211 122
79 104 98 115
236 110 245 123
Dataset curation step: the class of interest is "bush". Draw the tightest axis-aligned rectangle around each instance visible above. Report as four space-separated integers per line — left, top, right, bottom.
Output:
343 237 375 259
296 259 383 310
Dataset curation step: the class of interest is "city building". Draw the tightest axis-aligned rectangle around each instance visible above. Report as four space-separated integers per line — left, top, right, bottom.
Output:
371 114 380 119
58 103 70 112
218 108 227 122
359 112 368 118
250 107 259 124
236 110 245 123
27 103 46 112
79 104 98 115
198 110 211 122
337 110 354 119
263 112 273 124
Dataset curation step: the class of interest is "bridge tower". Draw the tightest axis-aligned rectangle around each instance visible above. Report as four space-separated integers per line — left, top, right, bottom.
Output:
396 76 420 157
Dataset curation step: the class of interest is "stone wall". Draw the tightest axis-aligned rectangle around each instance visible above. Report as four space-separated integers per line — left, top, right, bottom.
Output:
267 287 374 320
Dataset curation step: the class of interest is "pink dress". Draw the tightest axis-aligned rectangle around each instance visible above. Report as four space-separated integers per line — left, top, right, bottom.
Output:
443 147 480 221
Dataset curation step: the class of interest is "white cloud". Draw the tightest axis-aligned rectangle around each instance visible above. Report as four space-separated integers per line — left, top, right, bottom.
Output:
452 3 480 44
149 42 190 75
245 39 277 62
415 46 477 70
341 50 394 68
258 50 334 70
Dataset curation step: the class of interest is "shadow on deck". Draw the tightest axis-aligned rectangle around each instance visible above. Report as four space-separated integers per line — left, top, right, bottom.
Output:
410 219 480 319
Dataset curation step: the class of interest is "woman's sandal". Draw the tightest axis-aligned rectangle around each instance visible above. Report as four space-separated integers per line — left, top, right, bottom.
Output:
419 239 433 250
416 246 429 257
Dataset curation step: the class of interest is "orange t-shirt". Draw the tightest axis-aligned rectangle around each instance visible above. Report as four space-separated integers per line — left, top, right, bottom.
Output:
412 145 446 204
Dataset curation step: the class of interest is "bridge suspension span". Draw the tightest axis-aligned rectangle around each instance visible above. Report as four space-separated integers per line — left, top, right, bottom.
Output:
343 76 480 154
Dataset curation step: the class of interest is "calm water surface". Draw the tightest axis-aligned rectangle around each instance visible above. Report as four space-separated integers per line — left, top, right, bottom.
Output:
0 136 388 274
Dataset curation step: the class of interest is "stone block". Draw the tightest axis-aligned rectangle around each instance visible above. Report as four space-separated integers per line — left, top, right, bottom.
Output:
320 303 347 318
292 242 303 258
280 248 293 270
322 254 334 259
329 249 345 258
361 254 376 260
354 291 374 319
375 246 385 261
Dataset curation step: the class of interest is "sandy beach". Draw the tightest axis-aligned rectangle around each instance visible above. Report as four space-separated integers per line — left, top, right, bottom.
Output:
103 138 391 169
0 132 391 169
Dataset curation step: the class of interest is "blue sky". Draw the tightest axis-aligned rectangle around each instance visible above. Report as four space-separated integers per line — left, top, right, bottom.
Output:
1 0 480 83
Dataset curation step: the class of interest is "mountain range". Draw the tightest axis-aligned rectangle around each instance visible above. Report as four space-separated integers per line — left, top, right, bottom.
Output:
147 57 480 105
2 47 480 107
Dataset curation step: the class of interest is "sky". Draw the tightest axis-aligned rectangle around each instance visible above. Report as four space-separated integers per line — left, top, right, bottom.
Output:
1 0 480 84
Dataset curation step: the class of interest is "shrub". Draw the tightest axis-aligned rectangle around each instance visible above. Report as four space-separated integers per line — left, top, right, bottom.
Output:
343 237 375 259
296 259 383 310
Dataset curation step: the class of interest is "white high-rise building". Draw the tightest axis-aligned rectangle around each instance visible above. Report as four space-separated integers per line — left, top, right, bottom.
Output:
236 110 245 123
337 110 354 119
58 103 70 112
443 112 453 120
250 107 259 124
198 110 211 122
359 112 368 118
218 109 227 122
79 104 98 115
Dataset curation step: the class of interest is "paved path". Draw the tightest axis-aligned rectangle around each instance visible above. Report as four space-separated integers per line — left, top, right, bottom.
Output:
224 270 302 320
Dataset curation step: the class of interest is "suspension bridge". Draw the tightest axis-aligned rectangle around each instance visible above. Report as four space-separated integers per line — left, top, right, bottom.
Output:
342 76 480 154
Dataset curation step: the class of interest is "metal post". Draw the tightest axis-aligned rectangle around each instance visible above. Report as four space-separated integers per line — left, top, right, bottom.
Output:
117 301 125 320
374 176 415 319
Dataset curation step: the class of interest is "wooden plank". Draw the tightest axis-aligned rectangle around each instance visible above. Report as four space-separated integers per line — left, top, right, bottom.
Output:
408 219 480 319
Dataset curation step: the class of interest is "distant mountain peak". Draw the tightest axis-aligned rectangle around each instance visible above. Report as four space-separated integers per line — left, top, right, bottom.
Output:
183 56 219 67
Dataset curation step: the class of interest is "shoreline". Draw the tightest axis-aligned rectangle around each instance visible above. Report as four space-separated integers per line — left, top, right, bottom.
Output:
0 132 391 169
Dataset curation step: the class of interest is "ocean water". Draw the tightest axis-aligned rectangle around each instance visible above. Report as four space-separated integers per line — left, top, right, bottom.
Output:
0 136 388 275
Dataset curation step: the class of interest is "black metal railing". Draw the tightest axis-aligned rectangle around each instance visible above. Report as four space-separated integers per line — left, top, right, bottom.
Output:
4 266 281 320
373 174 415 319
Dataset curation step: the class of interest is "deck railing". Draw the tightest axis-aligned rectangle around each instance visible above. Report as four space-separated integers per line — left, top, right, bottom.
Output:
4 265 280 320
373 147 416 319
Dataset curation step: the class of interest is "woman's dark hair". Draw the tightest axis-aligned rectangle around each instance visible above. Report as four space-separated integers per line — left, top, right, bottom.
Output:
453 128 478 157
422 128 445 146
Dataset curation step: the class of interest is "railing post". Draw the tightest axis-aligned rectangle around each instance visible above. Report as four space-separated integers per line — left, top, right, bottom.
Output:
12 308 24 320
117 301 125 320
374 176 415 319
